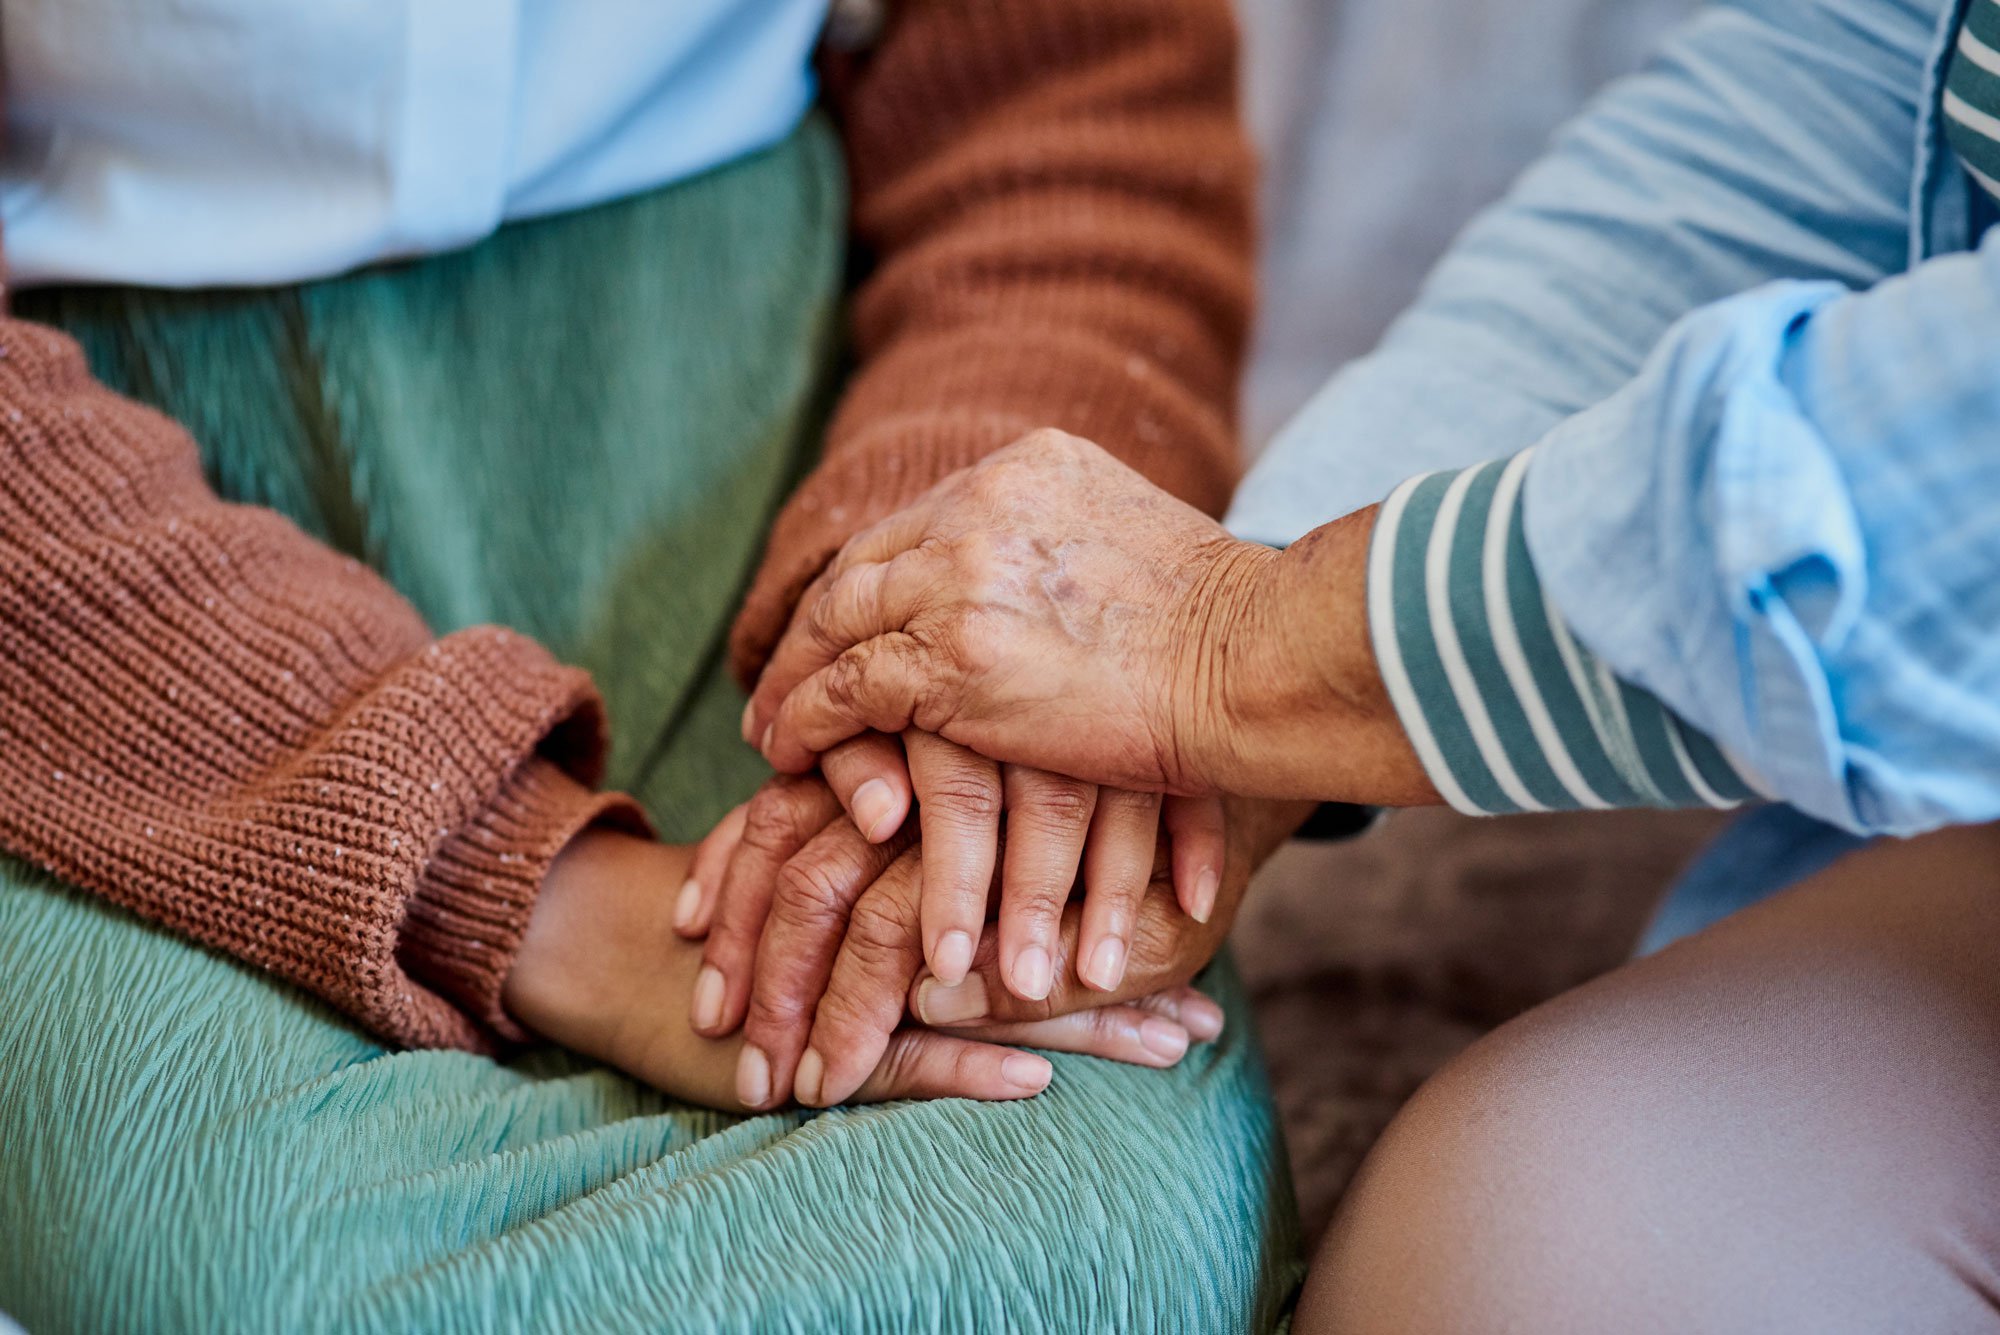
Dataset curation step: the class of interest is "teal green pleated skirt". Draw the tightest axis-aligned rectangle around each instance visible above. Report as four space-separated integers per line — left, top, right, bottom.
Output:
0 115 1302 1332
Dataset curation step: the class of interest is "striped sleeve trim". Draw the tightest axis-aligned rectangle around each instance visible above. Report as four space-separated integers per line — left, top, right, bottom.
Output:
1366 450 1765 817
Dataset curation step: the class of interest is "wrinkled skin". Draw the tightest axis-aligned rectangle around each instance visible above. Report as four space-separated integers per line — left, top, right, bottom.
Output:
681 729 1225 1020
501 826 1206 1111
675 776 1312 1109
745 429 1433 805
745 429 1274 794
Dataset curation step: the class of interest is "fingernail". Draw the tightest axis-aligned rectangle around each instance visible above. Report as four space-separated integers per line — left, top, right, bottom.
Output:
915 973 990 1025
741 699 757 745
673 878 702 933
852 779 899 842
692 965 725 1032
795 1048 827 1107
933 930 974 985
1001 1053 1053 1092
759 724 774 758
735 1044 772 1108
1011 944 1052 1001
1192 869 1220 924
1140 1017 1190 1062
1183 995 1225 1042
1082 937 1126 992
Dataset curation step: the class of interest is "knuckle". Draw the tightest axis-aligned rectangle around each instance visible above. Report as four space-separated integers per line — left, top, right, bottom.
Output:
874 1033 923 1090
745 987 811 1035
924 773 1002 824
1015 778 1094 833
1131 912 1189 976
1019 426 1073 458
824 650 869 714
845 896 915 963
742 778 822 851
1100 786 1163 817
805 587 844 651
773 856 850 919
948 1044 985 1090
1086 1006 1130 1044
1012 895 1067 936
811 984 881 1047
950 609 1006 677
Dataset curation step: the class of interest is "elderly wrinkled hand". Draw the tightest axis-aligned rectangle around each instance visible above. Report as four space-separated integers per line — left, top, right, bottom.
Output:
744 428 1437 807
670 746 1242 1109
742 429 1275 794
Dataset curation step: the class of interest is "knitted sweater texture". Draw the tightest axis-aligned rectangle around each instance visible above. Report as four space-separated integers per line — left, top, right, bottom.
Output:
0 0 1254 1049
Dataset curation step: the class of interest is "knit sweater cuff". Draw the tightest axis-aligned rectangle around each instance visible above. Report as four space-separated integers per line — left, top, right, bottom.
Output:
403 757 651 1045
0 319 649 1055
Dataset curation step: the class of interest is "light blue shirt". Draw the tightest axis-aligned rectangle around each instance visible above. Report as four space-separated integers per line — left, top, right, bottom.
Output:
0 0 829 289
1228 0 2000 838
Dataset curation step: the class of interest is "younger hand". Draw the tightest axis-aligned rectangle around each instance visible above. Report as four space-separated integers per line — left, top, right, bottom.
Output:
689 789 1311 1110
504 827 1167 1110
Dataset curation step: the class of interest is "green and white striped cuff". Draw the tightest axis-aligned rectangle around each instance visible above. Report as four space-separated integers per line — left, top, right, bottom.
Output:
1366 450 1764 817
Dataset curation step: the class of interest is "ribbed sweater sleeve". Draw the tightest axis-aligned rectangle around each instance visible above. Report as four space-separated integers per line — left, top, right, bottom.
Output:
0 317 648 1051
729 0 1257 681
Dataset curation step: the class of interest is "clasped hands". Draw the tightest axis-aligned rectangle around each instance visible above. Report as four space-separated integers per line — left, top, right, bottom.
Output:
513 429 1430 1112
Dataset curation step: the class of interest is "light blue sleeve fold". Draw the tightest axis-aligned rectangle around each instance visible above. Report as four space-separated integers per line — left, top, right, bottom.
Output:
1524 228 2000 836
1226 0 1940 546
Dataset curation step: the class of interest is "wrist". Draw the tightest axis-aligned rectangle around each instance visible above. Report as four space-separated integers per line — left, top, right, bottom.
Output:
1200 507 1438 804
1167 536 1284 793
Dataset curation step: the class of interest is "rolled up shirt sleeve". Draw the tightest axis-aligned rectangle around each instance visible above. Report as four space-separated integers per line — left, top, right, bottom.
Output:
1381 228 2000 836
1369 450 1765 818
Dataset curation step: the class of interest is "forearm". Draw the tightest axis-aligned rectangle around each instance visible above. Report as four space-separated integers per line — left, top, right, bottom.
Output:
730 0 1256 681
1197 485 1753 818
1217 241 2000 834
1195 511 1440 806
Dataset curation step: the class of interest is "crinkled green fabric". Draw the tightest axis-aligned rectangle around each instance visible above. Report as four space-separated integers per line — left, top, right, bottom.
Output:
0 115 1303 1332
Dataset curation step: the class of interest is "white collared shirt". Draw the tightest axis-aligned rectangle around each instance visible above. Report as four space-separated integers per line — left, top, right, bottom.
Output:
0 0 830 289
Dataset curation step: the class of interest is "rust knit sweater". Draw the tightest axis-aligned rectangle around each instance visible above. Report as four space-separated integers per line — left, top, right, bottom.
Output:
0 0 1254 1051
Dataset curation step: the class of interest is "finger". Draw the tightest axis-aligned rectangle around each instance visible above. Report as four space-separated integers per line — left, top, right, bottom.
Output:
693 776 842 1038
960 1004 1192 1069
997 767 1096 1002
795 850 931 1107
1074 787 1162 994
745 535 943 745
1131 984 1228 1044
907 732 1002 986
762 633 941 773
1164 794 1228 924
849 1030 1053 1105
674 801 748 939
818 731 913 844
735 821 916 1110
746 559 891 745
909 879 1211 1029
